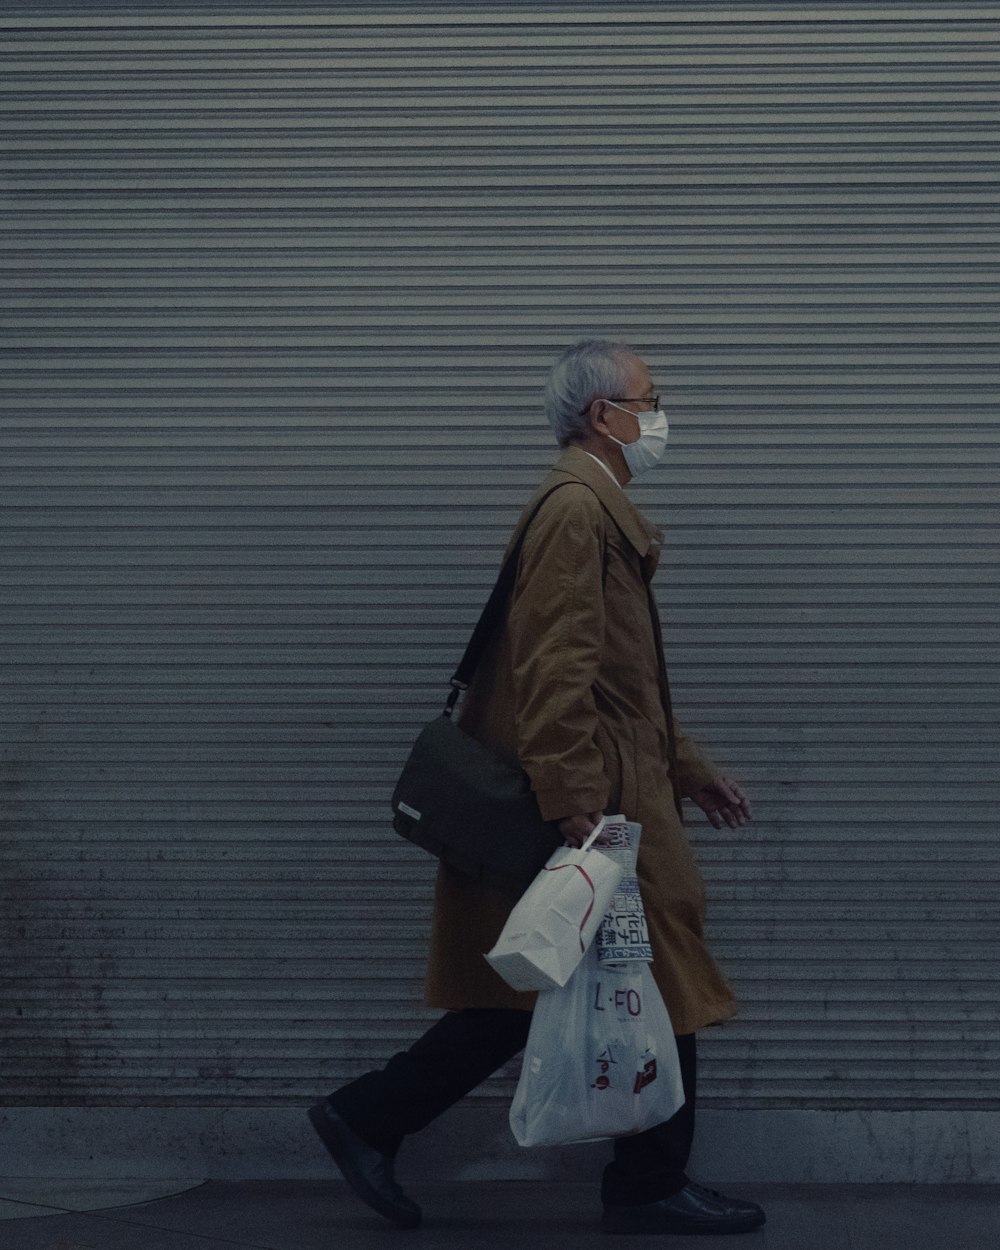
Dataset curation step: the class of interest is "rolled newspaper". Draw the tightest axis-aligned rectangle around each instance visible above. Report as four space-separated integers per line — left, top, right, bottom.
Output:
594 815 653 966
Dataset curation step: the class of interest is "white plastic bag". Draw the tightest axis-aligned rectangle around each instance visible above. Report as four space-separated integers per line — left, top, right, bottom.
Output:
509 942 684 1146
485 819 624 992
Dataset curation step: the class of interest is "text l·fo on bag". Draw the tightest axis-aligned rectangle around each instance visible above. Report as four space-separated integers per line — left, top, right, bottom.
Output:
509 942 684 1147
484 818 624 992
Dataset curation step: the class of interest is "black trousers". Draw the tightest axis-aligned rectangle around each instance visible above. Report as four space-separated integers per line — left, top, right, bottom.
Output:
330 1008 697 1206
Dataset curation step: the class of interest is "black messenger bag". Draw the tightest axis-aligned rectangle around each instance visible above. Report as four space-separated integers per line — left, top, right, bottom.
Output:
390 485 570 889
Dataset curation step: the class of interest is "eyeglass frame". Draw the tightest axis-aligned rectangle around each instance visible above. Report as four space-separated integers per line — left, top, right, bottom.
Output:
580 394 660 415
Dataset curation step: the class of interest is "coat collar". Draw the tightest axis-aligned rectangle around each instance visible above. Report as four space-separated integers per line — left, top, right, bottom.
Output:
546 445 661 560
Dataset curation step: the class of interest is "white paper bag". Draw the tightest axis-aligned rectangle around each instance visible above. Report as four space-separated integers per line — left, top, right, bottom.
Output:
485 819 624 992
509 942 684 1146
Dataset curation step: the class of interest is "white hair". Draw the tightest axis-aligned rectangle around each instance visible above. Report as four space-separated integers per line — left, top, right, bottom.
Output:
543 338 637 447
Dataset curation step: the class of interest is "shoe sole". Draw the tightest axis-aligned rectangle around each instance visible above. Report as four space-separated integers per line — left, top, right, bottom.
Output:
308 1102 421 1229
602 1209 765 1235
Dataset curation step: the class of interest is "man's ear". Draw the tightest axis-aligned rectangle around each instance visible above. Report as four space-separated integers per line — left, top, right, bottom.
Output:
587 398 610 437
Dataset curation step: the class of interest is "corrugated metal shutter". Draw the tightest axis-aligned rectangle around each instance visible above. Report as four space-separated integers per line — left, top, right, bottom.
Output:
1 3 998 1120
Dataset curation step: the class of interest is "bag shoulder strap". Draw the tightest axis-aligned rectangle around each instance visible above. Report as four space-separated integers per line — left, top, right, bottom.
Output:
446 479 587 714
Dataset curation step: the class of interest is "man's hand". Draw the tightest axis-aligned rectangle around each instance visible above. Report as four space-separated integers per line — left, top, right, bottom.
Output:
557 811 608 848
689 777 753 830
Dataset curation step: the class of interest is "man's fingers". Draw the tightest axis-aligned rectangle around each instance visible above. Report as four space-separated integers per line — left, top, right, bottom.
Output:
558 811 605 847
717 778 753 823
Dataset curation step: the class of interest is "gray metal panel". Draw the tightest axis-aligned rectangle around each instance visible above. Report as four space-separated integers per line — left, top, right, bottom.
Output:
1 4 998 1111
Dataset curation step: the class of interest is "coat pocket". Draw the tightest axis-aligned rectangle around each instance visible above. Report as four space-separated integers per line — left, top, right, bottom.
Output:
600 722 643 818
630 720 672 813
595 722 626 816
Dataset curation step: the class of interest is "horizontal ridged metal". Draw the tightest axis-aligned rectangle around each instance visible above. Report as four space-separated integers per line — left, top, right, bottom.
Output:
1 4 998 1113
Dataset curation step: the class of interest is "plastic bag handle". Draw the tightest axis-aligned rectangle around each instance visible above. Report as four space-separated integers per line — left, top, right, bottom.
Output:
580 816 607 853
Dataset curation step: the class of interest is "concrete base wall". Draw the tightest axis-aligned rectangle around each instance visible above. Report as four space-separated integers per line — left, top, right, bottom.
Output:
3 1107 999 1184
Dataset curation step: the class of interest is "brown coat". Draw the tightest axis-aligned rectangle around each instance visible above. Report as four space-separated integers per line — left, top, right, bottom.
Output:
425 446 736 1035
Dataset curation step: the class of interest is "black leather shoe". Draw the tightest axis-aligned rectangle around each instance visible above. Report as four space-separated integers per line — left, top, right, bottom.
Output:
307 1100 421 1229
602 1182 765 1235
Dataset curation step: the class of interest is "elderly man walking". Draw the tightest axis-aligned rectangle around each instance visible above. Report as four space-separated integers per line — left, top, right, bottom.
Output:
309 338 765 1236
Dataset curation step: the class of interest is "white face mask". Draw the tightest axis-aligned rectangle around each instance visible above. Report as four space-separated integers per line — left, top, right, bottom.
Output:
605 402 669 478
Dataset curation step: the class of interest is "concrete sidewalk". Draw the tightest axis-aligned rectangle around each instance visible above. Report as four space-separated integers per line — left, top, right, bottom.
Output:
0 1180 998 1250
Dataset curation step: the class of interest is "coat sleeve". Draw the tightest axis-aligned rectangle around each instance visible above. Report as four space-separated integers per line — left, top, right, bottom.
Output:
672 718 719 797
507 485 610 823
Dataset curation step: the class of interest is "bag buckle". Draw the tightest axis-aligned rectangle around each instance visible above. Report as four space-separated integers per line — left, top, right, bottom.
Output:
445 678 468 718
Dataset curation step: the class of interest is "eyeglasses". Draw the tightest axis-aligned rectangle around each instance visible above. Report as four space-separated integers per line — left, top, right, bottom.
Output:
581 394 660 415
609 395 660 409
